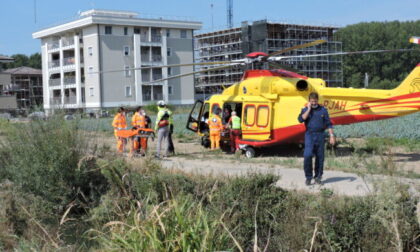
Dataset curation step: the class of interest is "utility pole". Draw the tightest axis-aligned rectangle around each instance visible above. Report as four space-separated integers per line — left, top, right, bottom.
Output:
34 0 37 23
227 0 233 28
364 72 369 88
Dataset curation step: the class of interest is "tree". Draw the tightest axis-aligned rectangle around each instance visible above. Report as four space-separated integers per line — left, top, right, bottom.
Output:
335 20 420 89
0 53 42 70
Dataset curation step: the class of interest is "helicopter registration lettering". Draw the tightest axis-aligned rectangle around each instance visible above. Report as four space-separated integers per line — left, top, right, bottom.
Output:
323 100 347 111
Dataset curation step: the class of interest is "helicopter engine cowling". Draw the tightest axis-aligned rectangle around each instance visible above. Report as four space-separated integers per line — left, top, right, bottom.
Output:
296 80 308 91
271 78 312 96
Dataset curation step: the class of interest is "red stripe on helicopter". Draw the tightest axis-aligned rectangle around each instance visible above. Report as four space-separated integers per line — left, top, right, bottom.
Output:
350 92 420 107
237 114 396 147
242 69 308 80
330 100 420 115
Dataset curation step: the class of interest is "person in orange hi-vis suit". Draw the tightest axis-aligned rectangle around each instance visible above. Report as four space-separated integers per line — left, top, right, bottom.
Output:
208 108 223 150
131 106 148 155
112 107 127 153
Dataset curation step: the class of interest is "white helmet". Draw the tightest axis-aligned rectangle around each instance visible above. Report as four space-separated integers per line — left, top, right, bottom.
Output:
157 100 166 107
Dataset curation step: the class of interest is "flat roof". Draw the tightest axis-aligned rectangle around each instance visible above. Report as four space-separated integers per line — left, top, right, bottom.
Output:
33 9 202 39
195 20 339 38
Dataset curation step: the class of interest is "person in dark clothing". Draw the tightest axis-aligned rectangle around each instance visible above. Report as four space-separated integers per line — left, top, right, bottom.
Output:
298 92 335 185
168 123 175 155
222 105 232 124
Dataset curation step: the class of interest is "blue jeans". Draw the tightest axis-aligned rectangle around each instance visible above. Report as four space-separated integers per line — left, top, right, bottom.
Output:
303 132 325 180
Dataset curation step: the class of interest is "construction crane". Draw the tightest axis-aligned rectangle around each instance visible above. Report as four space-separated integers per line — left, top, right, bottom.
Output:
227 0 233 28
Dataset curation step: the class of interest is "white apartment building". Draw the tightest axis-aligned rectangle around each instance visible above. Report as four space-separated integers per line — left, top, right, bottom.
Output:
32 9 202 112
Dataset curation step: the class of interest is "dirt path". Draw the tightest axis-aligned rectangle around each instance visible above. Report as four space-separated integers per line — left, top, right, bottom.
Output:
159 156 420 197
101 134 420 197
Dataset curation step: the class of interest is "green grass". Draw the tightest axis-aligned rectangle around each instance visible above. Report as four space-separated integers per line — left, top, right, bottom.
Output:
334 112 420 140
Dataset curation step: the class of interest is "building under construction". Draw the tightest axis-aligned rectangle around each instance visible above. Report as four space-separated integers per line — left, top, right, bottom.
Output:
0 67 43 110
194 20 343 95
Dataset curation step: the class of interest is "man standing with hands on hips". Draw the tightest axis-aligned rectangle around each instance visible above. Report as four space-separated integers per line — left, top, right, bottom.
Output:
298 92 335 185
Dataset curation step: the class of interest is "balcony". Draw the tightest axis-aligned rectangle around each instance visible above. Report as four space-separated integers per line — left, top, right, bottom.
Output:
62 37 75 47
64 96 76 104
152 74 162 81
152 55 162 62
49 79 61 86
48 42 60 51
151 35 162 42
64 76 76 85
141 35 162 44
48 59 60 68
50 97 61 105
63 57 75 66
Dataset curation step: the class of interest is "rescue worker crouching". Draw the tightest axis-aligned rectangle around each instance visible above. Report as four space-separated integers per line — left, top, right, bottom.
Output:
208 108 223 150
131 106 148 156
228 111 241 153
112 107 127 153
154 100 173 158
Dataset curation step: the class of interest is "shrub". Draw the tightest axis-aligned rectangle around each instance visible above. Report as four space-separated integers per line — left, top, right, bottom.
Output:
0 115 109 231
92 195 232 251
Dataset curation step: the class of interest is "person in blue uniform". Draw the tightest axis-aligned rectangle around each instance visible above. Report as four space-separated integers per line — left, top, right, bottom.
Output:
298 92 335 185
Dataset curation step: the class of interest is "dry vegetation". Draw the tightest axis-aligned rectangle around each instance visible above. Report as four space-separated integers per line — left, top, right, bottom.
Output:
0 116 419 251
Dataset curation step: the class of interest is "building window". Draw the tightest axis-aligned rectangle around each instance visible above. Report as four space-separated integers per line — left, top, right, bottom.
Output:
88 66 93 75
89 87 94 97
124 27 128 35
166 29 170 37
168 85 173 95
134 28 140 34
105 26 112 35
88 47 93 56
125 86 132 97
180 30 187 39
168 67 172 76
124 66 131 77
167 48 171 57
124 46 130 56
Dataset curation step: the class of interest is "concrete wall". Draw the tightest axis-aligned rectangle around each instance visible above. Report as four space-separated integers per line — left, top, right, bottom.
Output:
82 25 102 109
0 73 11 93
0 95 18 110
99 25 135 107
167 33 195 105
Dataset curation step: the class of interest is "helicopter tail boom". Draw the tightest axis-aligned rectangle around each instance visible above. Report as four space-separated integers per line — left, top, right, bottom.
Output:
392 63 420 95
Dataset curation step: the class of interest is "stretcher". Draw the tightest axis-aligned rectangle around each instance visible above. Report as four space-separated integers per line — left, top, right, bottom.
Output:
115 127 155 139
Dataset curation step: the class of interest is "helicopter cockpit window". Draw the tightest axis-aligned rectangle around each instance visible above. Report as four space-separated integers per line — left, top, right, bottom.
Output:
200 103 210 133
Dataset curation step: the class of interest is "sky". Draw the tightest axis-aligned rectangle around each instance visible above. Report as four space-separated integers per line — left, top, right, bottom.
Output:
1 0 419 55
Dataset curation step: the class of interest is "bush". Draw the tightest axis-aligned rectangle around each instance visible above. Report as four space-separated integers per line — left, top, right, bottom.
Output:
0 115 109 244
93 195 232 251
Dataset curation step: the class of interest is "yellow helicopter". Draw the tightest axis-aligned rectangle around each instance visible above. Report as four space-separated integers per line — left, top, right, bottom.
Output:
100 39 419 157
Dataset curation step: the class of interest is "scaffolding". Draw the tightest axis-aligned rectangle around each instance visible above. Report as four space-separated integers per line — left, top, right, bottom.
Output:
2 67 43 110
194 20 343 95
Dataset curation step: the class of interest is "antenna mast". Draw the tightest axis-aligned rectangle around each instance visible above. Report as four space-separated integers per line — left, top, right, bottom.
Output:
227 0 233 28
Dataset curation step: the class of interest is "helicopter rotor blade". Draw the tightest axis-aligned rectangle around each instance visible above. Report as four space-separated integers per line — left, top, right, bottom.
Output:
268 39 326 57
268 62 302 74
269 48 417 61
140 63 243 85
94 60 239 75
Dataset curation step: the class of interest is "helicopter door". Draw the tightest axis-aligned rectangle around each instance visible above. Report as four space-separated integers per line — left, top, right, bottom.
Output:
186 100 203 132
241 103 272 141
